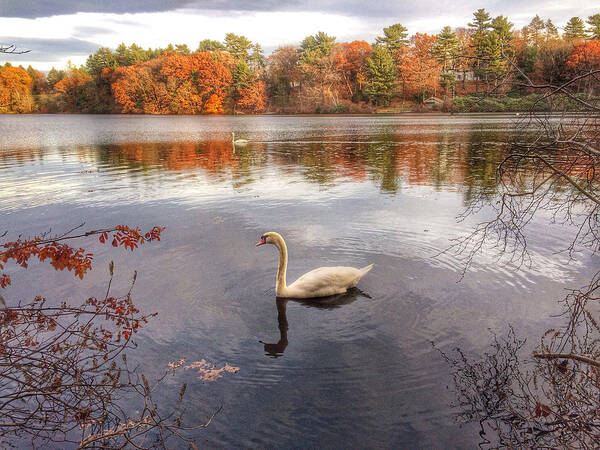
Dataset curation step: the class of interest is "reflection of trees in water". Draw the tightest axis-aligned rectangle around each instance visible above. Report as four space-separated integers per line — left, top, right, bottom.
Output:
440 70 600 447
9 124 582 203
260 289 367 358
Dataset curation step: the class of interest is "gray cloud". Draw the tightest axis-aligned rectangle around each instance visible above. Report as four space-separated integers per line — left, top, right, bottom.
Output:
0 37 100 61
72 26 114 38
0 0 475 19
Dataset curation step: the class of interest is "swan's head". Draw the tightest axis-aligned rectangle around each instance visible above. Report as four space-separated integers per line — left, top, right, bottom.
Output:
256 231 282 247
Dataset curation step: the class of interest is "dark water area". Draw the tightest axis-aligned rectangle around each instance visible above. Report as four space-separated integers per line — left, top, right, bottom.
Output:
0 114 596 448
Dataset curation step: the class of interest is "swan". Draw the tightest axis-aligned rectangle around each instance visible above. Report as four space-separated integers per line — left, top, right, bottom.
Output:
256 232 373 299
232 132 249 146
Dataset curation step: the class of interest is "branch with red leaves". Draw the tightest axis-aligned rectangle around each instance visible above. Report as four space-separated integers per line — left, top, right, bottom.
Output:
0 225 164 288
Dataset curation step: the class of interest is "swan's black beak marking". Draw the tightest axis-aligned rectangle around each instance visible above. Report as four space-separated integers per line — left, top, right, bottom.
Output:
256 236 267 246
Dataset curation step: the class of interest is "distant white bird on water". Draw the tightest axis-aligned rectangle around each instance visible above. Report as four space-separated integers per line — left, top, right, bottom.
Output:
232 132 249 146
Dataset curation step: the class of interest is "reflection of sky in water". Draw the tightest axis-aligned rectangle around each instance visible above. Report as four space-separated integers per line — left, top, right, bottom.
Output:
0 115 596 448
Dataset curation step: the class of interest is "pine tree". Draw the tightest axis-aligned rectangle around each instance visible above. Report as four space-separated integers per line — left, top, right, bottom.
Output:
299 32 336 65
364 46 397 106
468 9 492 36
587 14 600 40
564 17 586 40
197 39 225 52
224 33 254 63
434 26 459 71
375 24 409 52
524 15 546 48
545 19 559 41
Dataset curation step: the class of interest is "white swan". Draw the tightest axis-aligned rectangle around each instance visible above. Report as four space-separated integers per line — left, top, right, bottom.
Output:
232 132 248 146
256 232 373 299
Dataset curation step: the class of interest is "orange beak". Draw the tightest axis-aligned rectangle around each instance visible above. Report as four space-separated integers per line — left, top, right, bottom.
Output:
256 236 267 246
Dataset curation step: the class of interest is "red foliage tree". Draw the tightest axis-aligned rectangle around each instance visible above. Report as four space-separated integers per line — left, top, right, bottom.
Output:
566 40 600 72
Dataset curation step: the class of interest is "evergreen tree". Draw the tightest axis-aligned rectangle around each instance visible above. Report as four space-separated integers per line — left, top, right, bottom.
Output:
224 33 254 63
174 44 191 55
298 31 336 65
587 14 600 39
375 24 409 52
364 46 397 106
564 17 586 40
468 9 492 36
249 43 265 70
468 9 495 84
46 67 65 89
545 19 559 40
197 39 225 52
524 15 546 47
434 26 459 71
85 47 118 75
491 15 514 49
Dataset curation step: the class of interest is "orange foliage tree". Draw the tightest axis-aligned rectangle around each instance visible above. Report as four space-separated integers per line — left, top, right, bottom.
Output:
110 51 232 114
397 33 442 101
0 66 33 113
333 40 372 99
237 80 267 113
53 64 93 111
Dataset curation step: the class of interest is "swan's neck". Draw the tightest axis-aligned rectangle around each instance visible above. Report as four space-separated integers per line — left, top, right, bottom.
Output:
273 236 288 296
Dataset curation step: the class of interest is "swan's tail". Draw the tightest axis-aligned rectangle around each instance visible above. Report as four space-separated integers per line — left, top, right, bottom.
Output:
358 263 374 278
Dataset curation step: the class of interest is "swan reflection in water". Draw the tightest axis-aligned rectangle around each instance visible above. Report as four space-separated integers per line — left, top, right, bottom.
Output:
260 288 371 358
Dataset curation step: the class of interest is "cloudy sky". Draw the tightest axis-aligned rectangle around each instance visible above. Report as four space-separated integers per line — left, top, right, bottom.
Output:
1 0 597 70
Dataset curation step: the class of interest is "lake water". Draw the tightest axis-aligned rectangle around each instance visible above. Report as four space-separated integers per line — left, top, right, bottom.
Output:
0 114 596 448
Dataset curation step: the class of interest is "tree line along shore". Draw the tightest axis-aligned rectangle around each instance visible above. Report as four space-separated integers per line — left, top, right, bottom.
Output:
1 9 599 115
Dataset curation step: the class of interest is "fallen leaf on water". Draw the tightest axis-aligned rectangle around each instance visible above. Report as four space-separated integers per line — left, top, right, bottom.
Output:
184 358 239 381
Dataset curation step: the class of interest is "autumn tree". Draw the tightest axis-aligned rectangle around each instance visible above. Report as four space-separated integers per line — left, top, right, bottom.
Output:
0 222 231 447
53 63 95 112
237 80 267 113
397 33 441 101
566 41 600 89
0 66 33 112
297 32 341 111
333 40 372 100
531 39 573 85
267 46 301 108
111 52 232 114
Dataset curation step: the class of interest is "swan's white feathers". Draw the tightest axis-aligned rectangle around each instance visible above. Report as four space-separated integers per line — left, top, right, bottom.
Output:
284 264 372 298
259 231 372 299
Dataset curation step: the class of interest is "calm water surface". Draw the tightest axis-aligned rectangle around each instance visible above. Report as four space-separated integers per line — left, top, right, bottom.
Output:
0 114 596 448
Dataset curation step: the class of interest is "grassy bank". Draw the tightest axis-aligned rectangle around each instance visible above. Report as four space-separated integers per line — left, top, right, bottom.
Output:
451 93 596 113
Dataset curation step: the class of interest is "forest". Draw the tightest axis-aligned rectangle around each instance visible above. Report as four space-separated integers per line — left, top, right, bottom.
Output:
1 9 600 114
